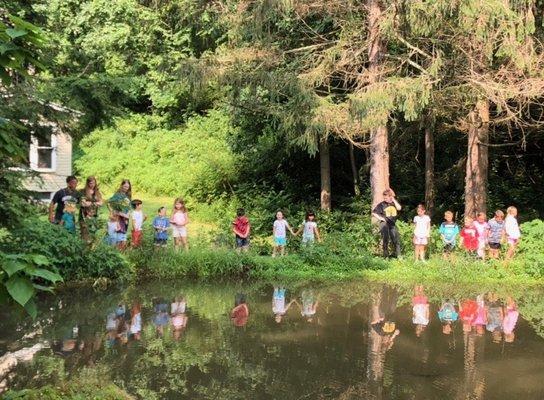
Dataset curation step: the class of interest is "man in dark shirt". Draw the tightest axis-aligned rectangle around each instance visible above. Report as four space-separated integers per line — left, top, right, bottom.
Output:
49 175 80 223
372 188 402 258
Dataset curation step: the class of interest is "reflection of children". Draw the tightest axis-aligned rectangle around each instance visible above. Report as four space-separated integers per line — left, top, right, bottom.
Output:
503 297 519 343
505 206 521 260
438 300 458 335
129 302 142 341
153 299 170 337
61 202 77 234
459 299 478 333
488 210 505 259
171 295 187 315
473 212 490 259
153 207 170 247
272 211 295 257
231 293 249 327
460 217 479 255
439 211 459 256
486 294 504 343
171 312 188 341
412 285 429 336
130 200 146 248
300 290 319 322
232 208 251 252
413 205 431 262
472 295 487 336
296 211 321 245
272 287 295 323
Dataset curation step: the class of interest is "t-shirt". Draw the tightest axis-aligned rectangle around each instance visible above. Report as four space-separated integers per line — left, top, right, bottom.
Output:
488 218 505 243
373 201 399 226
302 221 317 239
504 215 521 240
107 221 118 236
153 216 170 240
52 188 81 222
273 219 290 238
460 226 479 250
233 216 250 237
132 210 144 231
413 215 430 237
171 211 187 227
439 222 460 244
473 221 490 242
62 212 76 234
459 300 478 323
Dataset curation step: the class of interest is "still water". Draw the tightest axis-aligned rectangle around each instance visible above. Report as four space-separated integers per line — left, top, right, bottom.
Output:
2 280 544 399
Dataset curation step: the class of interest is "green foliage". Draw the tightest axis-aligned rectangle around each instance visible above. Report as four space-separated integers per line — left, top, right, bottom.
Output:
518 219 544 277
0 220 131 282
76 111 240 202
0 250 62 318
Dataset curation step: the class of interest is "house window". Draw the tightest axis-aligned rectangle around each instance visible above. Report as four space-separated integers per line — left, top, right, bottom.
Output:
30 134 57 171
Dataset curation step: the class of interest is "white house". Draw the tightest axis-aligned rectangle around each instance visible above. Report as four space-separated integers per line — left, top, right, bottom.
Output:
24 128 73 202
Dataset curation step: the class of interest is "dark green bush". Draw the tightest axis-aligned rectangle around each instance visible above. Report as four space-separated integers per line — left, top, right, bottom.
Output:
0 220 130 281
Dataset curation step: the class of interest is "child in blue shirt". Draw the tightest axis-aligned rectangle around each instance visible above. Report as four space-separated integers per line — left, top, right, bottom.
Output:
153 207 170 247
439 211 459 256
61 201 77 234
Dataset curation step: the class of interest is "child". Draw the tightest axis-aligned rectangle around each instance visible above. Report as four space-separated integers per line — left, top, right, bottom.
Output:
170 198 189 251
60 201 77 234
472 295 487 336
439 211 460 257
129 302 142 341
503 297 519 343
272 287 295 323
413 204 431 261
438 300 458 335
171 295 187 315
152 207 170 247
272 211 295 257
473 212 490 259
459 217 479 256
486 293 504 343
504 206 521 260
106 213 120 246
232 208 250 252
459 298 478 333
231 293 249 327
130 199 146 248
296 211 321 245
488 210 505 259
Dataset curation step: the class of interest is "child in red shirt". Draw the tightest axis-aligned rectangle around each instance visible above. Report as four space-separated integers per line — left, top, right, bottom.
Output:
460 217 479 254
232 208 251 253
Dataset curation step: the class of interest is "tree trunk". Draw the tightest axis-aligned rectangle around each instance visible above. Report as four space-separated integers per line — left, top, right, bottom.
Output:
367 0 390 210
464 100 489 218
349 142 361 196
320 139 331 211
424 115 435 217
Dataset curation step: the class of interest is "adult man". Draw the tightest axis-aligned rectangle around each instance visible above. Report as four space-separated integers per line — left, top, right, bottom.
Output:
49 175 80 224
372 188 402 258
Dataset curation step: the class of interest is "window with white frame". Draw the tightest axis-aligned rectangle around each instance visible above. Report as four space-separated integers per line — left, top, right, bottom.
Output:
30 134 57 171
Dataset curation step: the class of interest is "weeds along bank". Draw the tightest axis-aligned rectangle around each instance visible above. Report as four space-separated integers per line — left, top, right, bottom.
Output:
2 215 543 285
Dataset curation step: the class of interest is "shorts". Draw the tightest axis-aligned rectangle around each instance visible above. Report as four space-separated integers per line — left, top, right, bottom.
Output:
131 230 143 247
236 236 250 248
443 243 455 253
508 237 519 245
302 235 315 244
154 238 168 247
116 232 127 242
488 242 501 250
274 236 287 246
413 236 428 245
172 226 187 238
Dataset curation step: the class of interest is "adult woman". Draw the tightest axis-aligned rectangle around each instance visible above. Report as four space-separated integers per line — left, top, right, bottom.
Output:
79 176 103 243
108 180 132 249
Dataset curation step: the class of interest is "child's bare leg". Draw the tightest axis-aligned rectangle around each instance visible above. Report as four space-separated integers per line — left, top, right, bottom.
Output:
272 246 277 257
181 236 188 251
280 246 286 256
421 245 427 261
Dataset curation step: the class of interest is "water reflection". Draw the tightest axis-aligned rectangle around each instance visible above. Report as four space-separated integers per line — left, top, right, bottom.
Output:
4 282 542 399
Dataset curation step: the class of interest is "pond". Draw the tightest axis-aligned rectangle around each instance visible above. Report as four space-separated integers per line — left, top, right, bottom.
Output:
1 280 544 399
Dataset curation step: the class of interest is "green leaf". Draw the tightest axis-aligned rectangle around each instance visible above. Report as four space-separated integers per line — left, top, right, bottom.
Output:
5 276 35 306
28 268 63 283
1 258 27 276
32 283 54 293
5 28 27 39
30 254 50 266
24 299 37 319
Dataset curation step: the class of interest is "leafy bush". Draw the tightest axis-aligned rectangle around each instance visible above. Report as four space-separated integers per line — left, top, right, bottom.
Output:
518 219 544 277
75 111 240 202
0 220 130 281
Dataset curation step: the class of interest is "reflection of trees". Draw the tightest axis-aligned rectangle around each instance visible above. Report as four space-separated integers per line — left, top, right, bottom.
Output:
456 332 485 400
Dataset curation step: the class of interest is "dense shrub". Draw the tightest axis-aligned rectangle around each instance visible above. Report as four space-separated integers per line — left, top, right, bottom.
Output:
75 111 240 202
0 220 130 281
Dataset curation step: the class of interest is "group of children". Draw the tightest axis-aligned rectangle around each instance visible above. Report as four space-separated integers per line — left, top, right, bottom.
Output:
106 197 189 250
423 206 521 261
